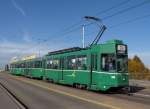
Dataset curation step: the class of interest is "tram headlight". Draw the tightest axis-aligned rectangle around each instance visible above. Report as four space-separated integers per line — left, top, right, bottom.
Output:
111 75 116 79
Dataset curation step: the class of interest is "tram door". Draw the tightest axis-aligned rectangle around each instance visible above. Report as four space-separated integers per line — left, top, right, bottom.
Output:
90 54 97 84
59 58 64 80
25 62 29 76
42 59 46 77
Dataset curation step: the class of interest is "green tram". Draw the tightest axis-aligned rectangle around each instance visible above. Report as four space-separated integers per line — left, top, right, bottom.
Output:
44 40 128 91
24 58 43 79
10 58 43 79
10 40 129 91
10 61 24 75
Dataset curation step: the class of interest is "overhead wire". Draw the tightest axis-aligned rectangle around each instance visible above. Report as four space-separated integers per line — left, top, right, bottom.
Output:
109 13 150 28
95 0 131 15
83 0 150 47
85 13 150 37
59 0 131 36
86 0 150 26
40 0 133 44
102 0 150 20
14 0 150 51
23 0 137 53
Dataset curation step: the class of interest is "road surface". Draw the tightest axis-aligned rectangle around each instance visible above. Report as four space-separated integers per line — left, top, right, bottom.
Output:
0 72 150 109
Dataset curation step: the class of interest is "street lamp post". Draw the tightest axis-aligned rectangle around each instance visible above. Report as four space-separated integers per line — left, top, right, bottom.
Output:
82 24 85 48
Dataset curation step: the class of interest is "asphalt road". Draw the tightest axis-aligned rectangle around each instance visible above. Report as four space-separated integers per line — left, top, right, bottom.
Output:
129 80 150 96
130 80 150 88
0 73 107 109
0 72 150 109
0 83 21 109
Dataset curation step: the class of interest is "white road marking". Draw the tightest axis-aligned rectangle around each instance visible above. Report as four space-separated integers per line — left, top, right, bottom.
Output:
133 93 150 98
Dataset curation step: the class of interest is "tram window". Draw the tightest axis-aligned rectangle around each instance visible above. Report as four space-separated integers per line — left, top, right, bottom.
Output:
30 62 34 68
91 54 97 71
26 63 28 68
53 60 59 69
67 56 76 70
101 54 116 72
47 59 59 69
28 63 30 68
23 63 26 68
76 55 87 70
117 55 128 73
32 62 35 68
47 60 52 69
17 64 20 68
21 63 24 68
27 62 32 68
35 61 41 68
20 64 22 68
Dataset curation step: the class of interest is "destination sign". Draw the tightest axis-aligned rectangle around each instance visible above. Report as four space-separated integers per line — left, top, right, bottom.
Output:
117 45 126 53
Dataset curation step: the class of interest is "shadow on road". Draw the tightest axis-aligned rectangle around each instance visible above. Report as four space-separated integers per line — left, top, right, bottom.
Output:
129 85 145 93
94 86 146 95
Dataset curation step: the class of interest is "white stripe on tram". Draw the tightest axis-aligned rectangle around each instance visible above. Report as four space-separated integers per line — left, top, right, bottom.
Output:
44 69 128 75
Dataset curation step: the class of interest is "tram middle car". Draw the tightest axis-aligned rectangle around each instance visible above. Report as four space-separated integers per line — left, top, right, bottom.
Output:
23 58 43 79
10 58 43 79
10 61 24 75
44 40 128 91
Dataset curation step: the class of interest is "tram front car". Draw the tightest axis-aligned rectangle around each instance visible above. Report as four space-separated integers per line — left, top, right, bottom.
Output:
97 40 129 91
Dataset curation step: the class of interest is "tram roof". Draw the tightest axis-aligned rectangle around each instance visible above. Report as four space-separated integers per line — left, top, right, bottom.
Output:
48 47 86 55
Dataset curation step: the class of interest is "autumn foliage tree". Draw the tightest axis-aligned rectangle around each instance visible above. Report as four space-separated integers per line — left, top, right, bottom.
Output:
128 55 150 80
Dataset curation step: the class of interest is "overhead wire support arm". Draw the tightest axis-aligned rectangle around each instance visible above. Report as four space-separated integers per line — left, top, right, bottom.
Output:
90 25 106 46
84 16 107 47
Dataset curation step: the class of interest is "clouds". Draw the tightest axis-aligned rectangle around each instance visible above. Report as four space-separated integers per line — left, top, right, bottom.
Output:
22 31 33 43
0 37 49 69
0 29 69 69
11 0 26 16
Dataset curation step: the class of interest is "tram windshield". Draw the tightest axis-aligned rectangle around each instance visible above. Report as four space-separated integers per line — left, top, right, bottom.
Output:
101 54 116 72
117 55 128 73
101 54 128 73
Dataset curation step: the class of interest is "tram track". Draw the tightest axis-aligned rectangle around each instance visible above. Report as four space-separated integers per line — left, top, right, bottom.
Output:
0 79 29 109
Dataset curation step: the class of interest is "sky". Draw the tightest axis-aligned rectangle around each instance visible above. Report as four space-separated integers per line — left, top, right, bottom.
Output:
0 0 150 69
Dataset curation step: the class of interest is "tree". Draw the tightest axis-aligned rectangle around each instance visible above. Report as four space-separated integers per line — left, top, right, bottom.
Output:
128 55 150 80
